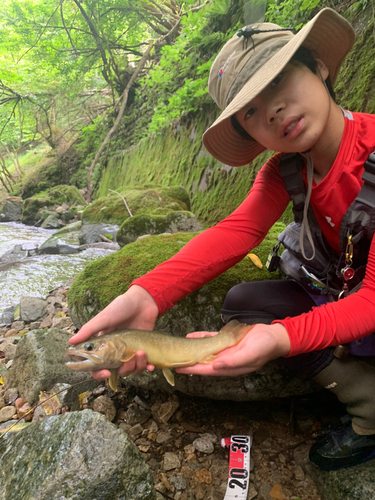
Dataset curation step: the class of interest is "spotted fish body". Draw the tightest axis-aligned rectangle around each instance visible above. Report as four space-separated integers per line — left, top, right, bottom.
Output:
65 320 252 390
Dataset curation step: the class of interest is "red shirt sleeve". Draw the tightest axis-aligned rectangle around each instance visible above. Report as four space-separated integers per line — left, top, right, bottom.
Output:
275 233 375 355
132 155 290 315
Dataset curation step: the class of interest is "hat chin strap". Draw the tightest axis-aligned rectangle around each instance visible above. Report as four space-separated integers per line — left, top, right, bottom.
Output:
298 70 333 261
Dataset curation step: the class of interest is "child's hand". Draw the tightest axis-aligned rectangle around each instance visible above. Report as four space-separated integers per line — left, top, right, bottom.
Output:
176 323 290 377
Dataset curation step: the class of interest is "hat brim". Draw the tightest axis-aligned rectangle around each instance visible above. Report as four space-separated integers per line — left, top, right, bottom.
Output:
203 8 355 167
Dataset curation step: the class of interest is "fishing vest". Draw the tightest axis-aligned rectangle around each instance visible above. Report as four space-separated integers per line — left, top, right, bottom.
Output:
271 150 375 300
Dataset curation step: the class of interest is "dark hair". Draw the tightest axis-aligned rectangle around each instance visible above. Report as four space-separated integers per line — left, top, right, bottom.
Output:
231 45 335 142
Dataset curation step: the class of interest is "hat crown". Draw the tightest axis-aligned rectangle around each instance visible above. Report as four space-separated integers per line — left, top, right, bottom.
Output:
209 23 293 110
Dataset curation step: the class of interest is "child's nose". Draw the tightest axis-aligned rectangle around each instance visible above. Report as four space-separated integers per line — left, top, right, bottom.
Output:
267 103 284 124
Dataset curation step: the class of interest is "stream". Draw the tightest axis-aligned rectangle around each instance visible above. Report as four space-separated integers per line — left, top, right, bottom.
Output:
0 222 114 317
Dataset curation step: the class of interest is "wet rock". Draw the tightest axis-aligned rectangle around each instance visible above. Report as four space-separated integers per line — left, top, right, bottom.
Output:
0 198 22 222
79 223 119 245
39 237 80 255
0 409 155 500
92 395 116 422
0 405 16 422
19 296 48 322
41 214 60 229
0 306 16 327
5 328 97 404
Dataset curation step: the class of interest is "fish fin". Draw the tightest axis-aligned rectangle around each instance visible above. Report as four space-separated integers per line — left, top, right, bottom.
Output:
162 368 175 386
220 320 254 342
218 319 241 334
200 354 217 364
120 346 137 363
109 369 119 391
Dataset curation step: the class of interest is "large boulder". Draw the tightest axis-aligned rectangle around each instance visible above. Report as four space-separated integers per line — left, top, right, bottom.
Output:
81 185 190 226
5 328 97 405
117 211 203 247
307 460 375 500
0 196 22 222
67 224 320 400
22 185 87 225
0 410 155 500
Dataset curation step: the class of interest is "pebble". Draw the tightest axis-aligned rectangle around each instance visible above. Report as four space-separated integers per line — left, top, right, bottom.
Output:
158 400 180 423
156 431 172 444
11 321 25 331
193 436 215 454
195 469 211 484
0 405 16 422
3 344 17 360
3 388 18 405
40 315 53 328
52 317 73 329
169 475 186 491
92 395 116 422
163 452 181 471
4 329 18 337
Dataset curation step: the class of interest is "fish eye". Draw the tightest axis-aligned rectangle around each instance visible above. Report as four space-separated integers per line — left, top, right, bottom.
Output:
83 342 94 351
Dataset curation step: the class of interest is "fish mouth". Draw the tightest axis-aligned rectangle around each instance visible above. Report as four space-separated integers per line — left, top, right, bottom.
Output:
65 349 102 370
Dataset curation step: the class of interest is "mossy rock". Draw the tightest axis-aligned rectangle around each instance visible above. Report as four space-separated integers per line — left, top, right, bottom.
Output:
117 211 203 247
67 222 285 331
81 186 190 226
21 185 87 224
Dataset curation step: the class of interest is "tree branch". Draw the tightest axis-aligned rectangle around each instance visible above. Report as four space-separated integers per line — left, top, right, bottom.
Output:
86 41 154 200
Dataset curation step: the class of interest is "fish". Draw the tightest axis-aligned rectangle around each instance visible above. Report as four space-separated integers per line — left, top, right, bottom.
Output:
65 320 253 391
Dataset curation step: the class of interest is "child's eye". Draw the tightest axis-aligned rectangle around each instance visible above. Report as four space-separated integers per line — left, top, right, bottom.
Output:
244 107 255 120
269 73 283 88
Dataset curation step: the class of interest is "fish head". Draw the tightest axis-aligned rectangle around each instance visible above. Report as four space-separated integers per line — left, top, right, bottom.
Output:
65 335 125 372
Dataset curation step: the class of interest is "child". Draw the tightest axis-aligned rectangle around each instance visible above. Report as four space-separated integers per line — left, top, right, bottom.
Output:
70 8 375 470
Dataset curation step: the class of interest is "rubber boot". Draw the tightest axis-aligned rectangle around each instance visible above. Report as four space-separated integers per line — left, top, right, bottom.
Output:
310 355 375 470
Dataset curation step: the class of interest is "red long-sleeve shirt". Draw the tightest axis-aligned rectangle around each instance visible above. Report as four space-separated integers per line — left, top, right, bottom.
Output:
133 111 375 356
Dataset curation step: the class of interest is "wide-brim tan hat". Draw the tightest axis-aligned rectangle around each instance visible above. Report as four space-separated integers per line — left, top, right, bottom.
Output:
202 8 355 167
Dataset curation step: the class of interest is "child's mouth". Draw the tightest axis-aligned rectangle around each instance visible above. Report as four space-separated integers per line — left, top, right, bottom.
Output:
281 116 304 139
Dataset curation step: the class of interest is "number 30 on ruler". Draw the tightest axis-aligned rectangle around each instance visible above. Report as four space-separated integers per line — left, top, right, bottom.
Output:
221 435 251 499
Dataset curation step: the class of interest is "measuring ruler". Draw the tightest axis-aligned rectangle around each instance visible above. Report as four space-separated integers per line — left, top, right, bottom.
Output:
220 435 252 500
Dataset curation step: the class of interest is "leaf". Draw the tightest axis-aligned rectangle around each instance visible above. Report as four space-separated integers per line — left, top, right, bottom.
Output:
0 422 32 434
39 391 62 416
247 253 263 269
0 376 4 386
78 392 87 409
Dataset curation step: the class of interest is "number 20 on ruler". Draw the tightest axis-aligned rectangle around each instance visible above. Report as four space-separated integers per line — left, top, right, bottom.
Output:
221 435 251 499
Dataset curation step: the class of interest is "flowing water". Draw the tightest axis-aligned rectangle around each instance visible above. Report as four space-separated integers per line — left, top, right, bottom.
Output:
0 222 114 316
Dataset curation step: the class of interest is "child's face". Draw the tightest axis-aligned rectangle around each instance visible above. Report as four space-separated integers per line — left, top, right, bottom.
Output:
235 60 338 154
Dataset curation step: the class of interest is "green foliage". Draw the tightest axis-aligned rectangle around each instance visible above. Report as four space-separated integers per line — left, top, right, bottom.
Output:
265 0 323 30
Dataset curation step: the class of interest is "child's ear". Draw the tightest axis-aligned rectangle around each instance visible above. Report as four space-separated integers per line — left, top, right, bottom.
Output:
315 59 329 81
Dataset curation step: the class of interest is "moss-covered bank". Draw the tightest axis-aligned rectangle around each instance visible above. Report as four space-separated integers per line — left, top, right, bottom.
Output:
68 223 284 329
